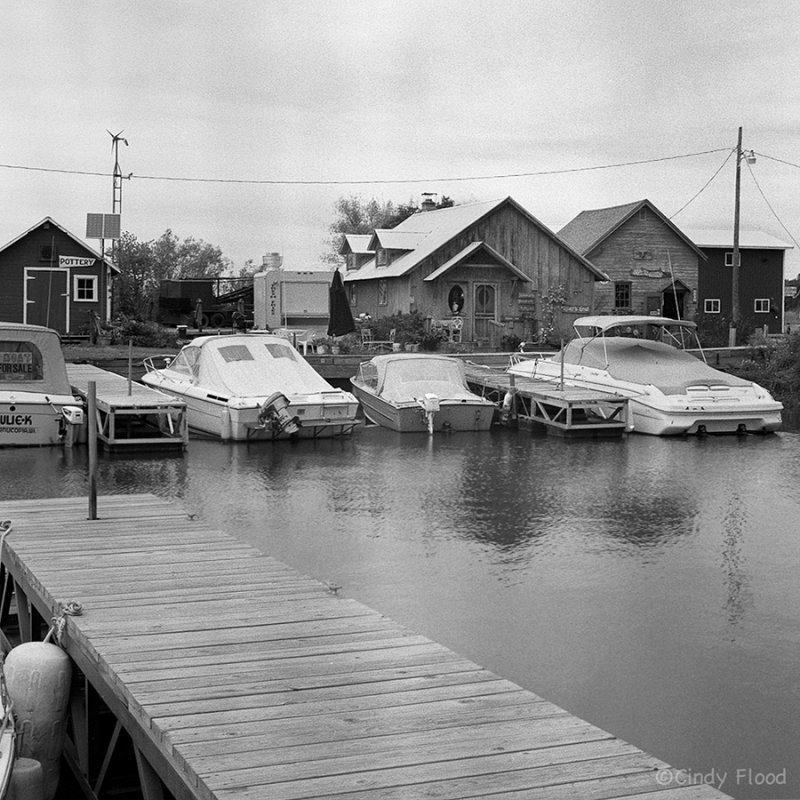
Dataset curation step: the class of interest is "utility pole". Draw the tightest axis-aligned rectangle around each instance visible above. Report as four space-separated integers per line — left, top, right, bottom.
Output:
731 126 743 341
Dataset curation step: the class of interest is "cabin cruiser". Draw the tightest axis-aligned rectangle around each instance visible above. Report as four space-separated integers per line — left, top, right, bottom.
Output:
0 323 84 447
508 316 782 436
141 333 360 440
351 353 496 434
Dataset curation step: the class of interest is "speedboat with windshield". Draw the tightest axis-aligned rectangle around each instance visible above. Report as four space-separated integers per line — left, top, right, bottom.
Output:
141 333 360 441
508 316 782 436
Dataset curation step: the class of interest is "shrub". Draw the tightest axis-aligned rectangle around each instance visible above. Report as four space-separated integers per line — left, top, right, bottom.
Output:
103 316 176 347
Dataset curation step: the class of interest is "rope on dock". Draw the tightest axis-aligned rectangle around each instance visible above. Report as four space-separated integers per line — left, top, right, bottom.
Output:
44 601 84 646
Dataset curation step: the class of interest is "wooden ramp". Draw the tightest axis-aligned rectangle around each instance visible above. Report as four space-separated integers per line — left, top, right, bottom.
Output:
465 363 630 437
67 363 188 451
0 495 730 800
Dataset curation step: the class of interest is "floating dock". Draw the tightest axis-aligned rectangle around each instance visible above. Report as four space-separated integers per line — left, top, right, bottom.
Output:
465 363 630 437
67 363 188 451
0 494 730 800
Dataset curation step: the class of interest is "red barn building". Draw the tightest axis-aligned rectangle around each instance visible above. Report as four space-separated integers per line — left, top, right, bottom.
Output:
0 217 117 335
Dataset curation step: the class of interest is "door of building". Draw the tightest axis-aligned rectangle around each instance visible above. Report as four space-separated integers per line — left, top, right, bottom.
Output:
473 284 497 347
25 268 69 332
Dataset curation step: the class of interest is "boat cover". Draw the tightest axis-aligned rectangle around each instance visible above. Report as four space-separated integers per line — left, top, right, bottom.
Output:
163 335 337 397
0 323 72 394
363 354 480 403
554 337 752 395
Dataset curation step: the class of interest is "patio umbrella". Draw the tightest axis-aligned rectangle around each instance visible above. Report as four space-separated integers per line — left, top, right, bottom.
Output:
327 269 355 337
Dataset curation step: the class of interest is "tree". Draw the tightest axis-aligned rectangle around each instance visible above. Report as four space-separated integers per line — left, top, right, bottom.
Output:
114 229 233 319
323 195 455 266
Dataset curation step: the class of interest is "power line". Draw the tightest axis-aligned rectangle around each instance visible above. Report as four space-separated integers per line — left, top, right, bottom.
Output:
669 148 736 219
0 147 730 186
755 152 800 170
745 160 800 250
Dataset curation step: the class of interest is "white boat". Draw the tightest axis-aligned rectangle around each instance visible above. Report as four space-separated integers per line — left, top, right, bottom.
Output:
508 315 783 436
0 323 85 447
351 353 496 433
141 333 360 441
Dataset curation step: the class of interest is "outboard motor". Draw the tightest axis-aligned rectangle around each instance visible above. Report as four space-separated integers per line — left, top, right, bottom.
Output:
58 405 85 447
417 393 440 435
257 392 300 436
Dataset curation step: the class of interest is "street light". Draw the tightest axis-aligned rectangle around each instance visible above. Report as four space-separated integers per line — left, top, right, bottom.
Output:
730 126 756 344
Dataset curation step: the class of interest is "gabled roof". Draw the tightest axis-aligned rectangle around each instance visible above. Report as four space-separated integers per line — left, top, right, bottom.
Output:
338 234 374 256
0 216 119 272
558 199 706 260
367 230 428 251
424 241 532 282
345 197 606 283
680 228 793 251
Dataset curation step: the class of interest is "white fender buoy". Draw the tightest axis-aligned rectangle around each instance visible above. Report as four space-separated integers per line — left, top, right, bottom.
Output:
8 757 44 800
4 643 71 800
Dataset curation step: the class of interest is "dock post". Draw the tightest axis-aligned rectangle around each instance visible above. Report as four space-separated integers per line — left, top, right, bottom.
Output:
88 381 97 520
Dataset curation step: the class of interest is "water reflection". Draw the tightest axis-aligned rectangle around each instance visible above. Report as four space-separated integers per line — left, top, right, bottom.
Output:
1 427 799 799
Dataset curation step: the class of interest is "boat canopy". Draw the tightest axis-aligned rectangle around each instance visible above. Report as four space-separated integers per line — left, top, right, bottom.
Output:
0 323 71 394
164 335 336 397
362 354 478 403
554 338 751 395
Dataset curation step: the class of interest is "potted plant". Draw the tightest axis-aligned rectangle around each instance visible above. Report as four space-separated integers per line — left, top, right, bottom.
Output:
311 336 330 354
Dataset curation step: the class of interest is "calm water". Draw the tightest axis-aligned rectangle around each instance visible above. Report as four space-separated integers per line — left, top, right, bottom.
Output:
3 425 800 800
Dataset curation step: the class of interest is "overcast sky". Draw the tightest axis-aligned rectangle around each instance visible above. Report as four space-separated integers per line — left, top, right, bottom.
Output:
2 0 799 276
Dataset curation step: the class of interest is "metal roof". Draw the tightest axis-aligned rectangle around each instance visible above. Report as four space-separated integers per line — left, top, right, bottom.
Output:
345 197 606 283
680 228 793 250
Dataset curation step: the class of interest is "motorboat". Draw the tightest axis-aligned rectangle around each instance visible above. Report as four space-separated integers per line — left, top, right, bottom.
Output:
508 316 782 436
351 353 496 433
0 323 85 447
141 333 360 440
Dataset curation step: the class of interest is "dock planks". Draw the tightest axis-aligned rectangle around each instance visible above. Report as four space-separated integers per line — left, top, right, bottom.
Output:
67 363 188 450
0 495 730 800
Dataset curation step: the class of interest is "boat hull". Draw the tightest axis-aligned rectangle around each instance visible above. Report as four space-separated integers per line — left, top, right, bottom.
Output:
510 359 782 436
351 382 495 433
140 377 360 440
0 395 80 447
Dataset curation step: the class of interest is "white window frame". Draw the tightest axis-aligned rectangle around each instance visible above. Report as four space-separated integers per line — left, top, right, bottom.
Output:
704 299 721 313
724 251 741 267
73 274 98 302
754 298 770 313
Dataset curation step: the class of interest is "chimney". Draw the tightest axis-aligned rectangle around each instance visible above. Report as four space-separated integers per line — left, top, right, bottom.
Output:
420 192 437 212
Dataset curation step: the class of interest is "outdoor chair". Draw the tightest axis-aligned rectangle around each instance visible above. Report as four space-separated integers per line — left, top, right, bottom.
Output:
361 328 395 351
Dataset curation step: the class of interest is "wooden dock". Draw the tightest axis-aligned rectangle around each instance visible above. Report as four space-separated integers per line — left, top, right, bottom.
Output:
465 363 631 437
0 495 730 800
67 363 188 451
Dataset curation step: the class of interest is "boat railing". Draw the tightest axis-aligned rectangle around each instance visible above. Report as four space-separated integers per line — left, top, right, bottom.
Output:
142 354 174 372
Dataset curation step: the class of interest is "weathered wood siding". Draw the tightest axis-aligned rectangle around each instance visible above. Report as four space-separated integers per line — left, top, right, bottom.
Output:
585 207 699 317
406 205 596 342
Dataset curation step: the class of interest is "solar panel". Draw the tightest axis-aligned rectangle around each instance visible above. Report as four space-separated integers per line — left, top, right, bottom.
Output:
85 213 121 240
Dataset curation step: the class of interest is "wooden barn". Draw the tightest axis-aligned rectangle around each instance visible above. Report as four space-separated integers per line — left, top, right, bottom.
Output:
0 217 117 336
558 199 705 320
342 197 607 348
681 228 791 335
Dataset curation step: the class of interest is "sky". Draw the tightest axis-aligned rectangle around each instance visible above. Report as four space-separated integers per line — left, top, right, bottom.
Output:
2 0 799 278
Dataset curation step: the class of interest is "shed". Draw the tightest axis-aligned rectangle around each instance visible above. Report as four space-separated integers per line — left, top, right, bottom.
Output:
0 217 118 335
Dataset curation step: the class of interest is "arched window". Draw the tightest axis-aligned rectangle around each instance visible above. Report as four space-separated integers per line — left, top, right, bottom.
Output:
448 285 465 314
